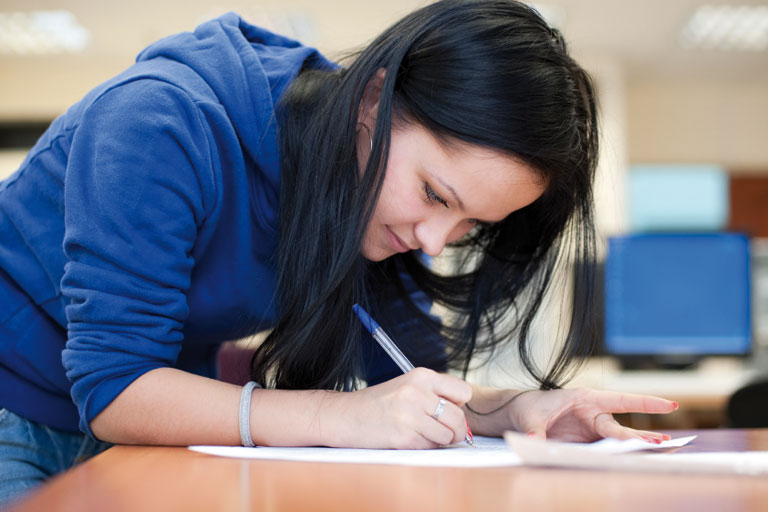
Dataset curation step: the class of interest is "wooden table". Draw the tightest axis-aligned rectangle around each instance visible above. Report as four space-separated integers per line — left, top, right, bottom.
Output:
10 429 768 512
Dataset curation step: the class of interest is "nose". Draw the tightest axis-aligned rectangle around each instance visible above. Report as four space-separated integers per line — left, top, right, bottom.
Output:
414 218 474 257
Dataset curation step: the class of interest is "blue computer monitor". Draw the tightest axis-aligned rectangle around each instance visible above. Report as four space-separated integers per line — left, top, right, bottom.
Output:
604 233 751 364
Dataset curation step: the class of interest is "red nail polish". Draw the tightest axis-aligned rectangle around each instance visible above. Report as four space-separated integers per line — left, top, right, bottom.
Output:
672 401 679 410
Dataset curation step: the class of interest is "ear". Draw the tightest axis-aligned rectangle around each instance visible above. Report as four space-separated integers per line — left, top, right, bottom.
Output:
357 68 387 126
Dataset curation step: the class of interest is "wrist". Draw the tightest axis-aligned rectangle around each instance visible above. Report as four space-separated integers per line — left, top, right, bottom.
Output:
312 389 347 447
504 389 531 433
247 389 341 447
466 387 535 436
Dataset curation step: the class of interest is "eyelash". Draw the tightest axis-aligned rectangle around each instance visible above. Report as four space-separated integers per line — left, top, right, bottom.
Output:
423 182 479 225
423 182 449 208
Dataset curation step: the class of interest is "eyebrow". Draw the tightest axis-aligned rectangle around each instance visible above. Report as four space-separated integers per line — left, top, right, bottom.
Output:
432 174 465 211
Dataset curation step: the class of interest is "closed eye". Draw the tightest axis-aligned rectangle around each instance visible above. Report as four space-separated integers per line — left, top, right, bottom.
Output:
424 182 448 208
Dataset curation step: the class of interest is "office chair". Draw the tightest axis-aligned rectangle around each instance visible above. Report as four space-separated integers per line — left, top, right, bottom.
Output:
726 379 768 428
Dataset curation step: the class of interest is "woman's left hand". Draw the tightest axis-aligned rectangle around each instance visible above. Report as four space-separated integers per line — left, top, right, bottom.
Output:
507 388 678 444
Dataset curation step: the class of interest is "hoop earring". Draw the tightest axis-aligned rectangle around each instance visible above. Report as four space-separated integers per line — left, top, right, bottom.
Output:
358 123 373 152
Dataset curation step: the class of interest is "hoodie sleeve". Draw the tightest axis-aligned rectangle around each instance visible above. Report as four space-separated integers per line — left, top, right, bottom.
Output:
61 78 217 437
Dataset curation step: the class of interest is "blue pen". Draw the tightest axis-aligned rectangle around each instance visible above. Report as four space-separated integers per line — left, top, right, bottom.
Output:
353 303 476 448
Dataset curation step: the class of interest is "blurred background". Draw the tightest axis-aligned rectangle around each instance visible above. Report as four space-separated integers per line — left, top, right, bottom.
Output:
1 0 767 428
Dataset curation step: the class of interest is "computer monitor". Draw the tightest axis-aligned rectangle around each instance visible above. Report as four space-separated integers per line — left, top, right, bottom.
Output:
604 233 751 368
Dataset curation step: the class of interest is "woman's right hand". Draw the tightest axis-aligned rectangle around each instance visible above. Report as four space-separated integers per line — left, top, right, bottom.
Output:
320 367 473 449
90 367 470 449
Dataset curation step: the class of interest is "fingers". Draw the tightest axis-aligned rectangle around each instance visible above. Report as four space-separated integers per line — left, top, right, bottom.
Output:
525 427 547 440
592 413 671 443
405 368 472 446
588 389 679 415
363 368 471 448
593 413 630 440
423 396 470 445
632 429 671 443
419 402 462 446
416 368 473 407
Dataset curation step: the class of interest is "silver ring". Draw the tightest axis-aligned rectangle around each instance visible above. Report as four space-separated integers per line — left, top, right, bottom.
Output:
431 398 446 420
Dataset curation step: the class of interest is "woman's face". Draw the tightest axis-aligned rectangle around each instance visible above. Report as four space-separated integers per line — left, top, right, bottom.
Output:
359 122 547 262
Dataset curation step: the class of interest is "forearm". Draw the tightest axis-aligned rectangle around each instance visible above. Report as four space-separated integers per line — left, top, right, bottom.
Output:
90 367 337 446
465 384 526 437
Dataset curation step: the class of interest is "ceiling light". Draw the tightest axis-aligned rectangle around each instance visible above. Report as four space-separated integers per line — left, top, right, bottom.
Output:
680 5 768 51
0 10 90 55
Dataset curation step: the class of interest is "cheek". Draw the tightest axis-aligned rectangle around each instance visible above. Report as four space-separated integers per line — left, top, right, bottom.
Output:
375 176 418 223
361 217 386 260
449 222 475 243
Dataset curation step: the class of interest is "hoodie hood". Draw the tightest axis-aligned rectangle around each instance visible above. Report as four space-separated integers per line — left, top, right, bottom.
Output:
135 12 336 195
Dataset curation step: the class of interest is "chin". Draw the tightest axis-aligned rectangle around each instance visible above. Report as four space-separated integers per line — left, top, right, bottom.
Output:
361 232 386 261
361 245 392 262
362 251 390 262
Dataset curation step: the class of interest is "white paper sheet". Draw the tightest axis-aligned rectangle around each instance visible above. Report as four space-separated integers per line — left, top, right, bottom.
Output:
190 436 519 467
188 434 694 468
503 432 768 475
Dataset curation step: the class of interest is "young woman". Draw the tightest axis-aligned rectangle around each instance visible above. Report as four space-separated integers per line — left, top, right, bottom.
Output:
0 0 677 504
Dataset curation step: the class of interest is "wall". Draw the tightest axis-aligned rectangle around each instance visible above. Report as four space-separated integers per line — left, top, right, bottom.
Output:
627 77 768 170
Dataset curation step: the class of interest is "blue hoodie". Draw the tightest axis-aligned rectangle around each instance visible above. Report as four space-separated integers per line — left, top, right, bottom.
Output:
0 13 318 436
0 13 445 437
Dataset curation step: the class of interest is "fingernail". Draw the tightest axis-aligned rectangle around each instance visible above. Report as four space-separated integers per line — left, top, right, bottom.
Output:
528 432 536 437
672 401 679 410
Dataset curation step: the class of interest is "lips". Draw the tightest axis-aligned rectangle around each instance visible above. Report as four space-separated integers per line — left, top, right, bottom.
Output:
386 226 411 253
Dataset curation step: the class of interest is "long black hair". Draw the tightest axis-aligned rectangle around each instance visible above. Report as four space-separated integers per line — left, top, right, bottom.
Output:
250 0 599 391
